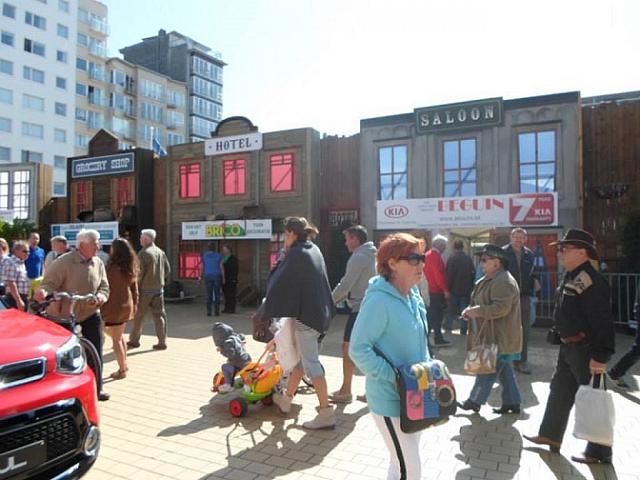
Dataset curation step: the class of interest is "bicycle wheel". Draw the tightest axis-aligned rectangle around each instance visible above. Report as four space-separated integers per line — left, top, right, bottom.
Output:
80 337 103 396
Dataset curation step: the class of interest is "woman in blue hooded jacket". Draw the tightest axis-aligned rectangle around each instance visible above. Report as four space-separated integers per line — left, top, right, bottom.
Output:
350 233 430 480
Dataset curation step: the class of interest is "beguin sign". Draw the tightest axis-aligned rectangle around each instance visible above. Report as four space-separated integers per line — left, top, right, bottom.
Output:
415 98 503 133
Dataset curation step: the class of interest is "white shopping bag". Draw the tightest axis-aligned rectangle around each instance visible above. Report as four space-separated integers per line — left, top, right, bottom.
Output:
573 375 616 446
273 317 301 372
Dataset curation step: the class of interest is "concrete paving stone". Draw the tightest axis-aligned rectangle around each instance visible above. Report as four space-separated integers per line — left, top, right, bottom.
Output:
242 461 277 476
264 455 296 469
85 307 640 480
485 470 515 480
314 467 350 480
218 469 258 480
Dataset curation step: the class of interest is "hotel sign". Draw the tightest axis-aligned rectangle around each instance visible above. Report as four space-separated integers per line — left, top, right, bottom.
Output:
71 153 135 178
182 219 272 240
204 132 263 156
415 98 503 133
377 192 557 229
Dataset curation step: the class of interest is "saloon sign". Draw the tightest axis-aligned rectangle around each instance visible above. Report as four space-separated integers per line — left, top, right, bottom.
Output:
415 98 503 133
204 132 263 156
377 193 557 229
182 219 272 240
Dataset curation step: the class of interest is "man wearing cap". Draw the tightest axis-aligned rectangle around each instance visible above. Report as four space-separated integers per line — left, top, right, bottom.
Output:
524 228 615 464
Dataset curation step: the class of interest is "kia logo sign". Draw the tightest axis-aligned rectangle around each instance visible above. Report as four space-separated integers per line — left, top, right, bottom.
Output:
385 205 408 218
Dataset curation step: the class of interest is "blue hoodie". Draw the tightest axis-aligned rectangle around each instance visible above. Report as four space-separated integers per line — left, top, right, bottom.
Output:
349 275 430 418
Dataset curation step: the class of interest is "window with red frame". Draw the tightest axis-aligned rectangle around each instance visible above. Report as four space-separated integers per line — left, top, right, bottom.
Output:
270 153 294 192
223 159 246 195
71 180 92 219
178 239 203 279
111 176 135 217
179 162 201 198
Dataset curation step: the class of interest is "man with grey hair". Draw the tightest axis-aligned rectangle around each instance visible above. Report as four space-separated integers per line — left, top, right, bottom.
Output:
2 240 31 311
127 229 171 350
424 234 451 345
36 229 110 400
44 235 70 270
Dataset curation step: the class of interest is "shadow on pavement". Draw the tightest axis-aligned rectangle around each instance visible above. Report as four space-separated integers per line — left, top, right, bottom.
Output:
157 392 370 479
453 413 522 479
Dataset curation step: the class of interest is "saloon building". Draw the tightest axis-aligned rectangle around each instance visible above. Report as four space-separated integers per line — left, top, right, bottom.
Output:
360 92 583 277
166 117 324 302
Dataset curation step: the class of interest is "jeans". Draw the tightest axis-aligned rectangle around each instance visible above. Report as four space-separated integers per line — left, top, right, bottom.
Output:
469 358 521 406
205 275 223 314
514 296 531 364
445 294 470 333
540 343 612 458
428 293 446 342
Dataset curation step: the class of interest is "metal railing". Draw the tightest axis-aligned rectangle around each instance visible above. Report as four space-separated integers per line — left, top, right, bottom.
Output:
534 271 639 327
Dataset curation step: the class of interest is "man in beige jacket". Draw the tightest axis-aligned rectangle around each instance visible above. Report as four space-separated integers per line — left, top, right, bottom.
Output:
127 229 171 350
36 229 110 400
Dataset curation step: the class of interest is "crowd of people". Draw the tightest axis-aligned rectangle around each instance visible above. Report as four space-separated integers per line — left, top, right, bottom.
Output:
0 218 633 476
255 219 624 478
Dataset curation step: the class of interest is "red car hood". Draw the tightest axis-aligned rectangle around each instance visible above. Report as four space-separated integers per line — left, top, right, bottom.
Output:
0 309 72 365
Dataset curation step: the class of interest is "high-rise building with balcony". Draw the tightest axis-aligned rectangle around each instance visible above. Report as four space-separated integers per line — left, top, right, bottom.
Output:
120 29 224 142
73 0 109 162
0 0 78 200
105 57 188 152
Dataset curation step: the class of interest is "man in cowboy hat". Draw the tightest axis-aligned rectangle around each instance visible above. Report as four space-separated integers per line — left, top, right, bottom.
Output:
524 228 615 464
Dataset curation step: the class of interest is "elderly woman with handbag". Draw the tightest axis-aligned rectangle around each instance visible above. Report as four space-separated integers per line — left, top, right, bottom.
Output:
349 233 432 480
458 244 523 414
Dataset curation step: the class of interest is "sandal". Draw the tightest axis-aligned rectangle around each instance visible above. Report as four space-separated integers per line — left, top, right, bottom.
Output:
110 369 127 380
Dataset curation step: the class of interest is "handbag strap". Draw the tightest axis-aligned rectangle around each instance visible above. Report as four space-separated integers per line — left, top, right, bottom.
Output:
590 373 607 390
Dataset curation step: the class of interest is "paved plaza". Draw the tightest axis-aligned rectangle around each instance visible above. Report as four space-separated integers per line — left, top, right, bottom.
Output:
86 302 640 480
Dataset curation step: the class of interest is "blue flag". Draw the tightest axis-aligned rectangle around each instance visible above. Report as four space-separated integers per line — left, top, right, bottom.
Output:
152 136 168 157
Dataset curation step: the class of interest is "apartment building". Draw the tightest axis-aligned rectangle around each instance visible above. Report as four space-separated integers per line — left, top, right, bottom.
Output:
0 0 77 203
105 57 188 152
73 0 108 161
120 29 224 142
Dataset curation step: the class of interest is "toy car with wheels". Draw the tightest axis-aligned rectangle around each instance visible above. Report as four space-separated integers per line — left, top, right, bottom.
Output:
212 348 283 418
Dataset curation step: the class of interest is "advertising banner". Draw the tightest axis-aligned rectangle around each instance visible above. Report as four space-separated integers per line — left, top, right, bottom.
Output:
51 221 119 245
377 192 557 230
182 219 272 240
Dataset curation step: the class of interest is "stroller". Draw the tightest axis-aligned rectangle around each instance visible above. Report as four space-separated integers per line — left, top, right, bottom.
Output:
212 346 283 417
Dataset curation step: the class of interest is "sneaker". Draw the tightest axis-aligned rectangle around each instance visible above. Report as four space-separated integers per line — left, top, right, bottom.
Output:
434 338 451 346
356 394 367 403
152 343 167 350
217 383 233 394
302 406 336 430
126 341 140 350
515 363 532 375
273 393 293 413
329 390 353 404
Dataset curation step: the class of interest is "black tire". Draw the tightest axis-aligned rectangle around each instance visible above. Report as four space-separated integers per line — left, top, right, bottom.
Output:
301 375 313 387
80 337 103 396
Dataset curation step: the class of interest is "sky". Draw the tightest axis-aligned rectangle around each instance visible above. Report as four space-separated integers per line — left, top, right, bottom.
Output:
104 0 640 136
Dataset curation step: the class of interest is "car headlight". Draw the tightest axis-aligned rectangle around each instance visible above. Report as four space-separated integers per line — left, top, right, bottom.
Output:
56 336 85 374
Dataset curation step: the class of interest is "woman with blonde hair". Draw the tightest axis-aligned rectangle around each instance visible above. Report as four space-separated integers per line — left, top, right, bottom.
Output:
102 238 139 379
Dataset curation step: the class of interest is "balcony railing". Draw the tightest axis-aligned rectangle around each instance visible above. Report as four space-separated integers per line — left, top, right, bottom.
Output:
89 18 109 35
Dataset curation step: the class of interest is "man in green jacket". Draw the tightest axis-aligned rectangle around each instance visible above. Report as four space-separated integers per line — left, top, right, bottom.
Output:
127 229 171 350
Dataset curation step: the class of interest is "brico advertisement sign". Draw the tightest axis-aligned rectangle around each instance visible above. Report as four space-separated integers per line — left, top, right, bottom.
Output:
377 193 557 229
182 219 272 240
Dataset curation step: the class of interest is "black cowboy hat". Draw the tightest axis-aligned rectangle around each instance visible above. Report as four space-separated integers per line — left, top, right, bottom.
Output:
476 244 509 263
549 228 599 260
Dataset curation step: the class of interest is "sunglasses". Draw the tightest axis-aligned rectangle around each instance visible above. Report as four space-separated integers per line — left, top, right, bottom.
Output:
557 245 578 253
398 253 425 265
480 256 497 263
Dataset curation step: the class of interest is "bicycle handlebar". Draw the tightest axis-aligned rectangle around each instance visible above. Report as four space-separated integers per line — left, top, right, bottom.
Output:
50 292 97 303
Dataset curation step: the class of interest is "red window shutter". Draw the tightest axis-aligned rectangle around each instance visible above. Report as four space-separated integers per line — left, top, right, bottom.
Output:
270 153 294 192
223 159 246 195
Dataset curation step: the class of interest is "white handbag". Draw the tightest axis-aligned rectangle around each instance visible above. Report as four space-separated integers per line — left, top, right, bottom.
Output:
273 317 301 372
573 374 616 446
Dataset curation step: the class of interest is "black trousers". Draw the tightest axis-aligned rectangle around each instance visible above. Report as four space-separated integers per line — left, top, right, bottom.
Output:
428 293 446 342
79 313 104 392
609 324 640 378
539 343 612 458
223 280 237 313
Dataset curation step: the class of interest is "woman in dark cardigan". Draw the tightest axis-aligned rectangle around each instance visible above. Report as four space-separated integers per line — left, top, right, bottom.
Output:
265 217 336 430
